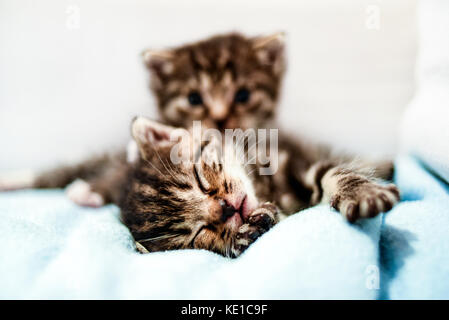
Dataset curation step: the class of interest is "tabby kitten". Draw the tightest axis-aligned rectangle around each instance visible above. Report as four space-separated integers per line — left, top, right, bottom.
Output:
143 32 284 131
10 117 276 257
123 117 279 256
142 32 400 222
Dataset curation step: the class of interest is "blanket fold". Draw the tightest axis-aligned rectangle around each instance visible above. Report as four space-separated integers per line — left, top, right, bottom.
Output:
380 157 449 299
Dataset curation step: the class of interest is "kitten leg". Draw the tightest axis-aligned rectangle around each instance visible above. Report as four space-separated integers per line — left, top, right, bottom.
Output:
64 154 128 207
65 179 105 208
304 161 400 222
232 202 280 256
367 160 395 181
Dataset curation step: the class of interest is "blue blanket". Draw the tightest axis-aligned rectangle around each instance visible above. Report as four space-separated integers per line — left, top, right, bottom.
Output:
380 156 449 299
0 156 447 299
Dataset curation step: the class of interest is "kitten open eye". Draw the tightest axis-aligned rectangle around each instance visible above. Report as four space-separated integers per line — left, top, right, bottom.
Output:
188 91 203 106
234 88 250 103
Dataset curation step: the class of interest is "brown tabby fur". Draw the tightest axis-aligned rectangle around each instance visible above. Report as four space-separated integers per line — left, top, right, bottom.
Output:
144 32 284 131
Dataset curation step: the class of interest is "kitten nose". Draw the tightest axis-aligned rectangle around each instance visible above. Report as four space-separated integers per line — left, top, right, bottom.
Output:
208 101 229 121
219 199 237 221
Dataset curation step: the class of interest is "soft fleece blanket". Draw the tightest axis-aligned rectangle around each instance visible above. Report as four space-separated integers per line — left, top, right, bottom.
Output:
381 157 449 299
0 156 448 299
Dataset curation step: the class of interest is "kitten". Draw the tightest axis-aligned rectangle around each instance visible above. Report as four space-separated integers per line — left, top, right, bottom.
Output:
143 32 284 131
30 117 280 257
123 117 279 256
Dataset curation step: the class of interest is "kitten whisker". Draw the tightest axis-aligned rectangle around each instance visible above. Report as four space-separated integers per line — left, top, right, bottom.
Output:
142 158 166 178
247 137 264 153
138 234 179 243
153 147 179 182
244 154 258 167
162 153 179 176
164 158 179 180
247 167 257 177
244 137 265 160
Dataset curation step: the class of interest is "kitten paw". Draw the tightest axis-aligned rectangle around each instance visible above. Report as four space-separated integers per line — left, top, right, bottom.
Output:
232 202 280 256
66 179 104 208
247 202 279 230
331 182 400 222
232 224 263 256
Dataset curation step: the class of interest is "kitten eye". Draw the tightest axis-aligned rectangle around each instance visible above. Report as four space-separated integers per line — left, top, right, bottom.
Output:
190 225 206 248
191 224 215 248
188 91 203 106
194 164 218 195
208 189 218 196
194 164 210 192
234 88 250 104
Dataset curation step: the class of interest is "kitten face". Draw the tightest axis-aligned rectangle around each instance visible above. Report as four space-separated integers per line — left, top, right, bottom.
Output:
120 117 259 257
143 33 285 131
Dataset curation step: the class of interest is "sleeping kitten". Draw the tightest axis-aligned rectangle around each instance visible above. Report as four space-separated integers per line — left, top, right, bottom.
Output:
123 117 279 256
29 117 280 257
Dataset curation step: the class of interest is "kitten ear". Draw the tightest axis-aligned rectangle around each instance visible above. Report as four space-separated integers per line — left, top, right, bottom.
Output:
252 32 286 75
131 117 188 158
142 49 175 76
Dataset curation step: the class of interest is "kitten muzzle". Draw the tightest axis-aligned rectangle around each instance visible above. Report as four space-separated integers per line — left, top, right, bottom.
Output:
219 195 248 228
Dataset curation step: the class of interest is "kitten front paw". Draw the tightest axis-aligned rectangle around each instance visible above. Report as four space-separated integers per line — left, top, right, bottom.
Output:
232 224 263 256
247 202 279 230
330 182 400 223
232 202 279 256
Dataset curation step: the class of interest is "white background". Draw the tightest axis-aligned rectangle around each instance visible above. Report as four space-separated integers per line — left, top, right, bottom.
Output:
0 0 417 171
